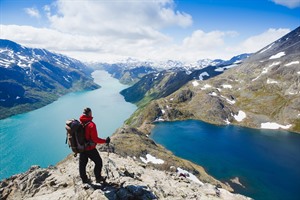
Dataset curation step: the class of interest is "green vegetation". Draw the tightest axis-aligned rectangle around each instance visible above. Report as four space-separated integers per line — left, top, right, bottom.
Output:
292 119 300 132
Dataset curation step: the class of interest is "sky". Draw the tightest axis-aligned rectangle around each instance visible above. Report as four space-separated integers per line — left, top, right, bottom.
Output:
0 0 299 63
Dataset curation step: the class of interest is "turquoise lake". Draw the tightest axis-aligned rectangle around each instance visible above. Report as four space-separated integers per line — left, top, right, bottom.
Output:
0 70 136 180
151 120 300 200
1 70 300 200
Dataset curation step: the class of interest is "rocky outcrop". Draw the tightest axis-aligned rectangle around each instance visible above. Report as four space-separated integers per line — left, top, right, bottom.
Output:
0 146 251 200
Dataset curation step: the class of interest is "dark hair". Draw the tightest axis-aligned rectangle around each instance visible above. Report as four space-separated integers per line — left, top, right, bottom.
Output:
83 107 91 115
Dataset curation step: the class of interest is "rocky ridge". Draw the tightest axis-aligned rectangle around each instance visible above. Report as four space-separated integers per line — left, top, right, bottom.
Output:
0 144 251 200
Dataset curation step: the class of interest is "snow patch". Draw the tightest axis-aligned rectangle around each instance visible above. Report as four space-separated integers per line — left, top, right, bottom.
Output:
154 73 160 79
192 80 199 87
269 52 285 59
222 84 232 89
220 95 236 105
259 43 274 54
252 75 261 82
63 76 70 82
209 92 218 96
263 62 280 74
199 72 209 80
214 67 224 72
154 117 164 122
224 119 231 124
261 122 292 130
288 91 298 95
177 167 203 185
234 111 246 122
140 154 164 164
285 61 299 66
253 62 281 82
214 64 237 72
200 84 212 90
267 79 278 84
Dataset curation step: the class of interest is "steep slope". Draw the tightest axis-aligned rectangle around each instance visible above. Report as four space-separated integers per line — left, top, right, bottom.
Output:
0 145 250 200
120 60 244 107
0 39 99 119
126 26 300 133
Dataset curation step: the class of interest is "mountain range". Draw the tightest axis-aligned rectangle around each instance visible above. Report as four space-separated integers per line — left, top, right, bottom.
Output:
91 53 250 85
123 26 300 134
1 24 299 200
0 39 99 119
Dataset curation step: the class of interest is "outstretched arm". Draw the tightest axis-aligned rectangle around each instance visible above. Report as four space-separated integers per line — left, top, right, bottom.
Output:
89 123 106 144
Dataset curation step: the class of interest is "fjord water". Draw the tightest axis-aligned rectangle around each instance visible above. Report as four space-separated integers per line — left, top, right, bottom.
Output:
0 70 136 180
151 120 300 200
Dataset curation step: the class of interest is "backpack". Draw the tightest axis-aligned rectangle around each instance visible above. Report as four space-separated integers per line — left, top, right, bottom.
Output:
65 119 92 157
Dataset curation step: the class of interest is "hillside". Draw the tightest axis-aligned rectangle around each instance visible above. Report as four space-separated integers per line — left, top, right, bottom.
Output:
125 26 300 133
0 39 99 119
119 54 250 107
0 143 251 200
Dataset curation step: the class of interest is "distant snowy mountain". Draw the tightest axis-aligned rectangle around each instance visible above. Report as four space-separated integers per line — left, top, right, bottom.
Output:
0 39 99 119
94 54 251 85
119 53 251 105
101 54 251 71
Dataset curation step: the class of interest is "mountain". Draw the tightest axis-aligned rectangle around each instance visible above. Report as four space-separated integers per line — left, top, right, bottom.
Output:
101 63 159 85
0 39 99 119
0 142 250 200
119 55 249 107
92 54 251 85
125 26 300 134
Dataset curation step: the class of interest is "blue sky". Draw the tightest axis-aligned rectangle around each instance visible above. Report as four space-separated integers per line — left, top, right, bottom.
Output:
1 0 299 62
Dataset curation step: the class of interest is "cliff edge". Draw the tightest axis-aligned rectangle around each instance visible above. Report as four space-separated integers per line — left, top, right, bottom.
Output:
0 144 250 200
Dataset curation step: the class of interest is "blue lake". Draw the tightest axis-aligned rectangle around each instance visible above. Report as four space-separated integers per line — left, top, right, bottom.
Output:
151 120 300 200
0 70 136 180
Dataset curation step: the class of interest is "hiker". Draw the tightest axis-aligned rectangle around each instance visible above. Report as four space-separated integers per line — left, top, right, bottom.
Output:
79 107 110 184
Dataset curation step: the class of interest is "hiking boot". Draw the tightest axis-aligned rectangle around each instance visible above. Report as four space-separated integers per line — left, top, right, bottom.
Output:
96 176 106 183
82 178 92 184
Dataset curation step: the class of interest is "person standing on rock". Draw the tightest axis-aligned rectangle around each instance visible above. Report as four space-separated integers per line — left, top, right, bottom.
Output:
79 107 110 184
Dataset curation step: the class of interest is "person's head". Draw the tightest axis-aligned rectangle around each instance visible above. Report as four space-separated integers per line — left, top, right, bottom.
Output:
83 107 92 117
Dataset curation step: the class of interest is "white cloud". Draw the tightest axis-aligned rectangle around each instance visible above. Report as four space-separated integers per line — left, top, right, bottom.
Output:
24 7 41 18
1 24 291 63
47 0 192 38
271 0 300 8
183 30 225 50
0 0 292 63
227 28 290 54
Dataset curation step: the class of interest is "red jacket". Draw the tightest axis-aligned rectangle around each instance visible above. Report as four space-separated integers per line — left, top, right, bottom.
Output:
79 114 106 151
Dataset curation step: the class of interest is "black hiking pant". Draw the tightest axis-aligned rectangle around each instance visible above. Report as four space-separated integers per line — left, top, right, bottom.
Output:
79 148 103 182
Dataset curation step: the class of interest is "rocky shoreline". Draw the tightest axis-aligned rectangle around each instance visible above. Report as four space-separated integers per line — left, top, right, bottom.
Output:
0 111 253 200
